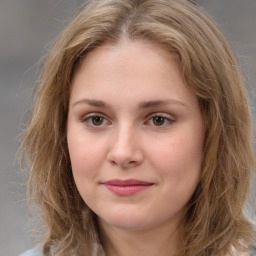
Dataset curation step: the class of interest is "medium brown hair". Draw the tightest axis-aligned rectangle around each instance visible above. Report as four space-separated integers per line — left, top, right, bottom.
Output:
21 0 255 255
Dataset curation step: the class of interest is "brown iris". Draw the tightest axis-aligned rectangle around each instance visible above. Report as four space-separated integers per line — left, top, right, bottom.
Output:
152 116 166 126
92 116 104 126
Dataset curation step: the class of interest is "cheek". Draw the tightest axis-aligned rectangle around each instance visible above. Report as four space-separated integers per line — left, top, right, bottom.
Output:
67 131 106 180
67 133 107 205
148 131 203 188
152 134 202 165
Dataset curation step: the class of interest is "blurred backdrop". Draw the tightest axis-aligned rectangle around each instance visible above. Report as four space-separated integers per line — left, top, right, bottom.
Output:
0 0 255 255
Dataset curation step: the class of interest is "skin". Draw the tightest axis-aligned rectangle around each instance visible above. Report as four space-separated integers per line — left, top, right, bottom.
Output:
67 39 205 256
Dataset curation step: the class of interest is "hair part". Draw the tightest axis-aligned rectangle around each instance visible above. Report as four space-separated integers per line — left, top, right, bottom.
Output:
21 0 255 255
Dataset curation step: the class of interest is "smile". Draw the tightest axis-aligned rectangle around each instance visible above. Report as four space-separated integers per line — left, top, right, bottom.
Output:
101 179 154 196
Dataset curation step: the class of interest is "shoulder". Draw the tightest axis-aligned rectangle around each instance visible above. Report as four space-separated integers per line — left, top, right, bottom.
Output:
18 245 106 256
251 246 256 256
228 246 253 256
19 247 44 256
234 249 256 256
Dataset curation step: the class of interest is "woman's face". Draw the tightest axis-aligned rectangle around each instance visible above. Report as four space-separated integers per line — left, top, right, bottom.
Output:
67 40 204 232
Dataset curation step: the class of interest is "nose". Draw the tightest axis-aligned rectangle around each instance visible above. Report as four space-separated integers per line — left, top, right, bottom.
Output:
107 125 144 169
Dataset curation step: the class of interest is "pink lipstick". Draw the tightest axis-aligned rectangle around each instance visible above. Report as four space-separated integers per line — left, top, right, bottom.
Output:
102 179 154 196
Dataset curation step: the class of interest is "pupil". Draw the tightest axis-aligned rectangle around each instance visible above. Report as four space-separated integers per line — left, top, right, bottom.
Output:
92 116 103 125
153 116 165 126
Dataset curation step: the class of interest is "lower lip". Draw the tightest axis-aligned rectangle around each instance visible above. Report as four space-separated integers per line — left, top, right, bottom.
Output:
104 184 152 196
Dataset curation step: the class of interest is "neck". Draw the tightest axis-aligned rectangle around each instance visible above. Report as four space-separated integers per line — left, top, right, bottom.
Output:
98 220 182 256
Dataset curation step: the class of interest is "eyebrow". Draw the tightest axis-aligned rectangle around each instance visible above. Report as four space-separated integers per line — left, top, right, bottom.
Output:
139 99 186 108
72 98 186 108
72 99 112 108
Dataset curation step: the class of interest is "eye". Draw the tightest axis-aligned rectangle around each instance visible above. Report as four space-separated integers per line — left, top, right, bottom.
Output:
82 114 109 127
152 116 167 126
147 113 175 127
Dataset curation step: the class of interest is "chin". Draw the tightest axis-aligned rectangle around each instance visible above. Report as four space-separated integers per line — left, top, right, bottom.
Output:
99 211 149 231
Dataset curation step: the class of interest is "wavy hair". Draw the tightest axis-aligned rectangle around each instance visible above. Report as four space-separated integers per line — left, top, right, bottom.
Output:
21 0 255 255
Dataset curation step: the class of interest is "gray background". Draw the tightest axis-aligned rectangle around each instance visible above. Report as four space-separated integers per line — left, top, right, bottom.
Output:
0 1 255 255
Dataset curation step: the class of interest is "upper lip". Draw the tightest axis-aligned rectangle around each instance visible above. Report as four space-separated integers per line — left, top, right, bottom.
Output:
101 179 154 186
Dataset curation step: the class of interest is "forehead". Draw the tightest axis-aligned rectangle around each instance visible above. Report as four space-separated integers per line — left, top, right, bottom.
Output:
70 39 197 109
73 39 183 85
75 39 179 76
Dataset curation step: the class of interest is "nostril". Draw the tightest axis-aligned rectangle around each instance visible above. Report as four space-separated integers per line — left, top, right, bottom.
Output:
109 159 118 166
106 136 144 168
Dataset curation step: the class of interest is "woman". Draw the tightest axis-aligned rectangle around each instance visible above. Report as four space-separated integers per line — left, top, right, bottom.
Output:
20 0 255 255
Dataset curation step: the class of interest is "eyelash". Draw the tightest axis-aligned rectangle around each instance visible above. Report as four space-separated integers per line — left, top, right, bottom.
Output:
81 112 175 128
145 113 175 127
81 113 110 127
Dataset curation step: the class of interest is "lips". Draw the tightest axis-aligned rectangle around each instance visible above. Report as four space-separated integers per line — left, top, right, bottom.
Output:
101 179 154 196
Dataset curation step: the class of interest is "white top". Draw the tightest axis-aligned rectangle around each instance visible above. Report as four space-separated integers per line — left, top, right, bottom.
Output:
20 245 256 256
19 247 43 256
19 244 106 256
